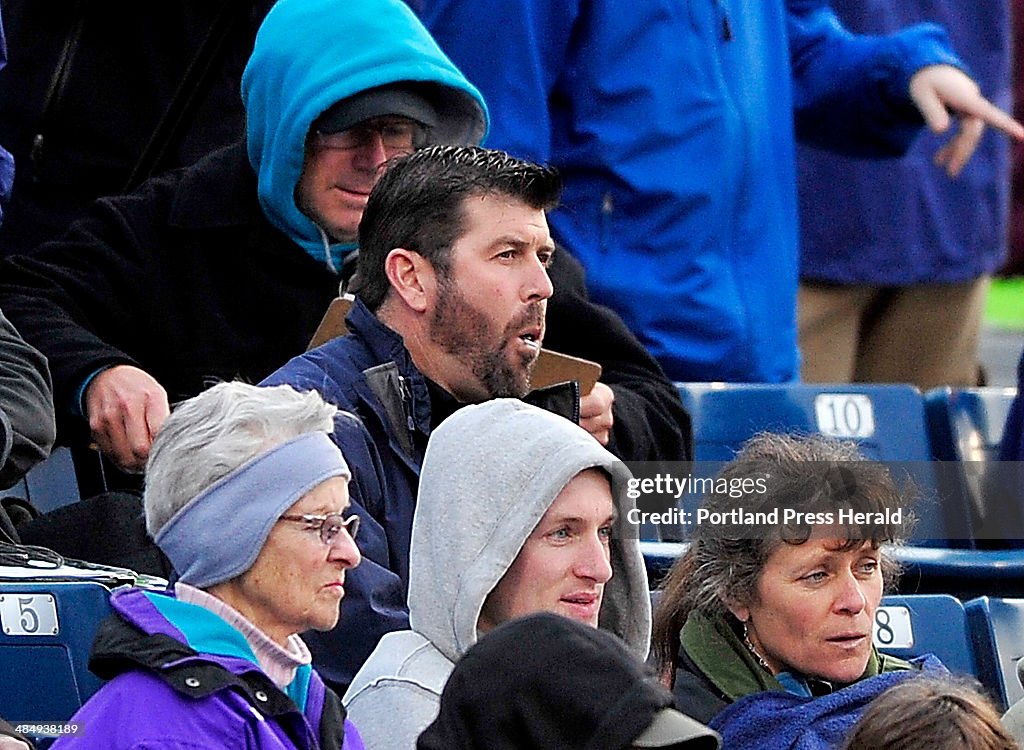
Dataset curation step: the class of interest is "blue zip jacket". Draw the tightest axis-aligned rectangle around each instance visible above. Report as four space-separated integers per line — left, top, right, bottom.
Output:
798 0 1011 285
418 0 959 382
261 301 429 690
53 587 362 749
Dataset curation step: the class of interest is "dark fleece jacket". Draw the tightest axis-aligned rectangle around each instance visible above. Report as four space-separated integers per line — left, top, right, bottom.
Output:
417 613 718 750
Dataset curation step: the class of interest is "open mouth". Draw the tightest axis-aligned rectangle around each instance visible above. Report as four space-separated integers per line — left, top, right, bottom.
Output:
517 320 544 351
519 332 541 351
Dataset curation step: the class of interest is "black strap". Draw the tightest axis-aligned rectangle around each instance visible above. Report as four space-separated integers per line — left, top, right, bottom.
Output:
124 0 253 191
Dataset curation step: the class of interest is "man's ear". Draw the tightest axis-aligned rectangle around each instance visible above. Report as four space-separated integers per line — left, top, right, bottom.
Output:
384 248 436 313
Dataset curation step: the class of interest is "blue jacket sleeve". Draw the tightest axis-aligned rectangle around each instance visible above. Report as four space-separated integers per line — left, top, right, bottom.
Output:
787 0 965 157
303 411 410 693
417 0 581 162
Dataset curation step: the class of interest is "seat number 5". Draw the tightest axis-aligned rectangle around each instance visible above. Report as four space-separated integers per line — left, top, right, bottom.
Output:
0 594 59 636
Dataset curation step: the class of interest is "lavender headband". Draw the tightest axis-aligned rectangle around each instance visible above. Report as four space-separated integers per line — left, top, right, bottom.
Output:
154 431 351 589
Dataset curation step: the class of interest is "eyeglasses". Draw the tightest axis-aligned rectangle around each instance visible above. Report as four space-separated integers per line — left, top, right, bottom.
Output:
279 512 361 546
314 118 426 153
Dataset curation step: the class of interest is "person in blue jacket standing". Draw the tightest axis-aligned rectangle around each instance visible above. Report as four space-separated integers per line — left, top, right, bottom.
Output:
415 0 1024 383
798 1 1014 390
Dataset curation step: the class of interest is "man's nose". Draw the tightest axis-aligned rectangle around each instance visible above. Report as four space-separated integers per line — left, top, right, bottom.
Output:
523 255 554 302
574 534 613 584
351 133 390 171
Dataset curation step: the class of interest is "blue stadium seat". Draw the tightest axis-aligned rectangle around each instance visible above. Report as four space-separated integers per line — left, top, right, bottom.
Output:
5 446 82 514
924 386 1023 546
641 540 683 586
0 579 113 733
892 546 1024 599
964 596 1024 711
674 382 974 546
678 382 932 461
926 386 1016 463
874 594 978 679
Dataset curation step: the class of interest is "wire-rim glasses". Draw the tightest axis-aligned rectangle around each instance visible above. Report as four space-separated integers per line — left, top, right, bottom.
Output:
279 512 360 546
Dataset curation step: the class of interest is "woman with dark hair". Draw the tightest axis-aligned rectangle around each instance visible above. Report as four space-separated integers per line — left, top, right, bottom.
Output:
651 433 939 746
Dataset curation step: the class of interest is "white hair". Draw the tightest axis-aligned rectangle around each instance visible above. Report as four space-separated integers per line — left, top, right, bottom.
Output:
144 382 338 536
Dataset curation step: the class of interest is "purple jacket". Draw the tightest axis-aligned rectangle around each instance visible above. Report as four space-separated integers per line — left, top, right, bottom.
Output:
52 587 364 750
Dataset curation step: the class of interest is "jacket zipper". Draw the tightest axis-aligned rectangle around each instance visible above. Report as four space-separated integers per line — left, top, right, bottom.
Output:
714 0 733 41
398 375 416 434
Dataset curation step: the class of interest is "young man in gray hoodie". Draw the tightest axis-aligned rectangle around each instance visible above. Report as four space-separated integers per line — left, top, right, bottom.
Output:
342 398 651 749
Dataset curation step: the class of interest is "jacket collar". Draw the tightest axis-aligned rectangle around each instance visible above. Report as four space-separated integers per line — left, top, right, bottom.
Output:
342 298 584 461
346 299 433 438
92 589 300 711
679 611 903 702
167 141 267 230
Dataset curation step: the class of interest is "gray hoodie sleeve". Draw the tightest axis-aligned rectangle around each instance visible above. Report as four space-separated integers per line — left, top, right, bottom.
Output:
0 308 56 488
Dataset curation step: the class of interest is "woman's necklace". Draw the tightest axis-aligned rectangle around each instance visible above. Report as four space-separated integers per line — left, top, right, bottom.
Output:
742 621 773 673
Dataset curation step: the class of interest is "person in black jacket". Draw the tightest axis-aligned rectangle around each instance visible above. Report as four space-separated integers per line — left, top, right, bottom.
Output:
417 613 719 750
0 0 689 481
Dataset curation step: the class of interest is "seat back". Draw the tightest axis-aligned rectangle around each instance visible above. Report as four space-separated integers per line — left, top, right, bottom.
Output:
926 387 1016 463
0 579 112 726
964 596 1024 711
924 387 1023 545
675 382 973 546
5 446 82 514
874 594 978 679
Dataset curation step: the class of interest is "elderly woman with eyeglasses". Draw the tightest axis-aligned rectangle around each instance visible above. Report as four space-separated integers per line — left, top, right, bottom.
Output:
53 382 365 750
651 432 944 749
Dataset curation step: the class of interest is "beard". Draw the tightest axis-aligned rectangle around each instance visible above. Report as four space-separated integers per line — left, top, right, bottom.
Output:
428 276 544 399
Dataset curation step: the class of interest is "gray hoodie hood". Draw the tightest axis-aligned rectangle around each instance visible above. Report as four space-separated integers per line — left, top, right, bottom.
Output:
407 399 651 663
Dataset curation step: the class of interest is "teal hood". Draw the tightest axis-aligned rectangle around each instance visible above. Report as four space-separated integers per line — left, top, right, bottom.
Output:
241 0 488 268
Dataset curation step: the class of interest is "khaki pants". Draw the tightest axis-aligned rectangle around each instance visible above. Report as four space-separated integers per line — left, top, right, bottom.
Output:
798 277 990 390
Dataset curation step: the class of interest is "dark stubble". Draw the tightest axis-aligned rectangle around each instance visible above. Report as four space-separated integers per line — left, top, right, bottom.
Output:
428 274 544 399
